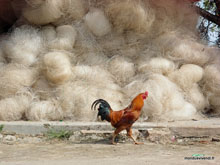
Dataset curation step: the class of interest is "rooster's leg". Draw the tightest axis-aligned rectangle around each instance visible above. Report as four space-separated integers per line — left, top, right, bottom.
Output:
112 127 126 145
126 127 144 145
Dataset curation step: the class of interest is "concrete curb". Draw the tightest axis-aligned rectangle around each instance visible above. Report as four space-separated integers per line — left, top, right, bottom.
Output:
0 119 220 137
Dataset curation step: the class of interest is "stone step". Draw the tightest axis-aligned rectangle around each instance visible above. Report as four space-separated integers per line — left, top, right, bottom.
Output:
0 119 220 137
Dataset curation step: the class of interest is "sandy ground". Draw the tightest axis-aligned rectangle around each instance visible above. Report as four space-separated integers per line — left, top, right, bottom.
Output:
0 141 219 165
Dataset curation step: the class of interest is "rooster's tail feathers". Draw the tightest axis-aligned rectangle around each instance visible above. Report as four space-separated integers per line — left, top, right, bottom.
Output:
91 99 111 122
91 99 111 110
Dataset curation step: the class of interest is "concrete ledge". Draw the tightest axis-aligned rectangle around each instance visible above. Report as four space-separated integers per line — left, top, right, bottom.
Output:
0 121 112 135
0 119 220 137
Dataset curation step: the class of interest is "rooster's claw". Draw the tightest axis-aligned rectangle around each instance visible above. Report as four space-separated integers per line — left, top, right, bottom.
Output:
135 142 144 145
111 142 118 145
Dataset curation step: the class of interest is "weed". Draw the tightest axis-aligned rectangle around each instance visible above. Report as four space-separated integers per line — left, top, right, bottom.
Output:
0 125 4 133
46 129 72 140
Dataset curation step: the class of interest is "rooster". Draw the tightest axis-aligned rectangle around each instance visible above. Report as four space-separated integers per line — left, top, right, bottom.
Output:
91 91 148 145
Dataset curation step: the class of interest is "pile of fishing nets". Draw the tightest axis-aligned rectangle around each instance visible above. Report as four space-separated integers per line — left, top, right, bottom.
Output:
0 0 219 121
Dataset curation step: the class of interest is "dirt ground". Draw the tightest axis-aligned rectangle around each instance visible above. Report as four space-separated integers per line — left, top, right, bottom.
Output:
0 141 219 165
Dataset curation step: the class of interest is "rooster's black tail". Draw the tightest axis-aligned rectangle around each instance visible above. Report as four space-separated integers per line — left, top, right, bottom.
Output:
91 99 111 122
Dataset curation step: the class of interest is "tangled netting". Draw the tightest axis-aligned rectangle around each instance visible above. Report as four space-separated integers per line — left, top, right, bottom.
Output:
0 0 219 121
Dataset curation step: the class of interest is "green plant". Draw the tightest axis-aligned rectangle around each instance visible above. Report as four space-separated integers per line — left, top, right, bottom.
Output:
0 125 4 133
46 129 72 140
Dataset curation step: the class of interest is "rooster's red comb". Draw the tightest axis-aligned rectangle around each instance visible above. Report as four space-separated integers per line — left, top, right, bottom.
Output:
145 91 148 96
